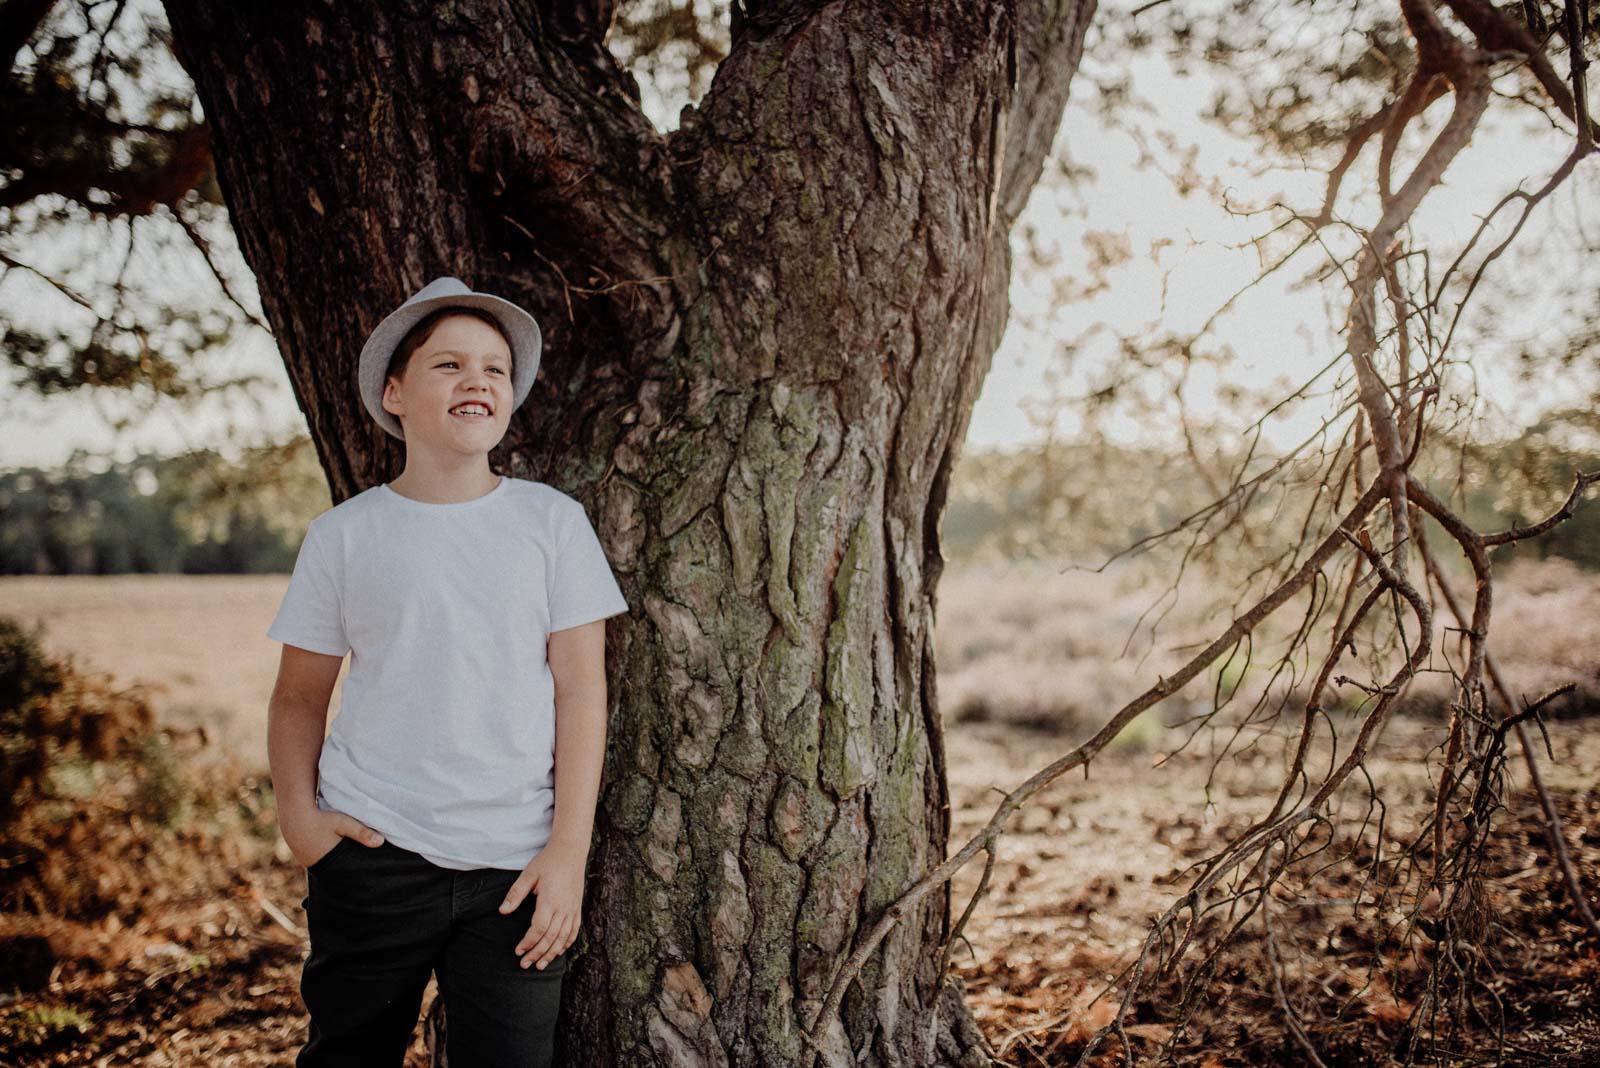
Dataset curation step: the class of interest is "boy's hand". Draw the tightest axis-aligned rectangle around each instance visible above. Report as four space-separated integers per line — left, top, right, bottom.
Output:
501 838 587 970
284 809 385 869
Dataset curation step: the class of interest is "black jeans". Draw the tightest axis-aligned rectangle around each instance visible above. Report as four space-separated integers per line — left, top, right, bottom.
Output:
296 835 570 1067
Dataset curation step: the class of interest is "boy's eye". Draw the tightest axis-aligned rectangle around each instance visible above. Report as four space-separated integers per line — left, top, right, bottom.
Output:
437 361 506 373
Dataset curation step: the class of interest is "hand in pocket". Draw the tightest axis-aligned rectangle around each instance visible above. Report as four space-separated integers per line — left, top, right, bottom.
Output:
285 810 386 869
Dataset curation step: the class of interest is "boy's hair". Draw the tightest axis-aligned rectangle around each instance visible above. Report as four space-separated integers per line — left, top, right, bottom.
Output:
385 306 515 386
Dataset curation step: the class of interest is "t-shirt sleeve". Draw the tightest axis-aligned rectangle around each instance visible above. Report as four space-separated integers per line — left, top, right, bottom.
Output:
267 520 350 657
547 499 630 633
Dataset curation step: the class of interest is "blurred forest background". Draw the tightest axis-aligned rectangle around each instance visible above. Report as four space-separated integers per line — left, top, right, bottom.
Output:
2 421 1599 575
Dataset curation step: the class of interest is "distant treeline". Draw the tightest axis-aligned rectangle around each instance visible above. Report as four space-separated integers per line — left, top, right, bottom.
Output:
941 409 1600 571
2 416 1596 574
0 440 330 576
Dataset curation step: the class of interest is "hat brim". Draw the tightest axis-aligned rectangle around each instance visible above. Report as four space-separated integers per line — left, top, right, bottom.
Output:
358 292 542 441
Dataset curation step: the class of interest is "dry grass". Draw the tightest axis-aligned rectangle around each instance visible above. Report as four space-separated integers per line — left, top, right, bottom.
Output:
936 555 1600 738
0 575 345 766
3 556 1590 766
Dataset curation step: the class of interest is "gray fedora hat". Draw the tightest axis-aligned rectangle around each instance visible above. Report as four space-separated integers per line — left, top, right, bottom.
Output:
358 276 542 441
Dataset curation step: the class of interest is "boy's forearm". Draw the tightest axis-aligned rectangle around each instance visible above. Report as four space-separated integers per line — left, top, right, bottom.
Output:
548 677 607 852
267 697 329 820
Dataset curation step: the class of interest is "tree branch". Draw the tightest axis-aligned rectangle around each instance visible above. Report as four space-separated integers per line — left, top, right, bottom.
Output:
1442 0 1600 144
997 0 1098 226
529 0 619 46
0 120 212 217
0 0 55 82
1411 496 1600 942
801 473 1391 1057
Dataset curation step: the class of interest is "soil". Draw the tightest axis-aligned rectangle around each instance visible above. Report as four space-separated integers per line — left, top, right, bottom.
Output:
1 715 1596 1066
945 716 1600 1067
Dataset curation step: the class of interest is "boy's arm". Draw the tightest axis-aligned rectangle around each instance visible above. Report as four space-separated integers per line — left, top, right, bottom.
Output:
503 618 612 967
545 619 610 853
267 644 342 834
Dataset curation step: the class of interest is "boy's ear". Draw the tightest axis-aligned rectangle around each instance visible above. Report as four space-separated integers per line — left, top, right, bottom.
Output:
381 376 403 419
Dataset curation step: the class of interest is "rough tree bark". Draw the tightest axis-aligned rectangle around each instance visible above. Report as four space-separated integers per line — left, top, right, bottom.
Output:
159 1 1094 1063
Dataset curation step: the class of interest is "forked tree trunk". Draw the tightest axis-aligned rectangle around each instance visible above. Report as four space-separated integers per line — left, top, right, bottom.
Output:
161 1 1094 1063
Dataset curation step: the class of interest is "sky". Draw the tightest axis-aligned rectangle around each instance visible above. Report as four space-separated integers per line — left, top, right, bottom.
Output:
0 2 1593 473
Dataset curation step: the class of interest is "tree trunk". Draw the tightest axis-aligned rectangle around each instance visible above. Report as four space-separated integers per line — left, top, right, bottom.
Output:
160 1 1094 1063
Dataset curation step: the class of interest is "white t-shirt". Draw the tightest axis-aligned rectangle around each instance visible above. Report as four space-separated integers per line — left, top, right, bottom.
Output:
266 475 629 871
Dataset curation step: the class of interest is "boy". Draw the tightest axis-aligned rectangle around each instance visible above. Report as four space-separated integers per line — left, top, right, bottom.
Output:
265 276 629 1067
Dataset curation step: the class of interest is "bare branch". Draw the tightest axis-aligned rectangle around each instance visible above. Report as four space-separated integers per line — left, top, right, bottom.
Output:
0 247 96 310
1443 0 1600 144
1414 507 1600 942
168 199 269 333
1479 468 1600 546
800 474 1391 1054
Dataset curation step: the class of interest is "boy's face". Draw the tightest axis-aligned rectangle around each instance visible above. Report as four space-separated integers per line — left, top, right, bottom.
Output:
381 314 515 452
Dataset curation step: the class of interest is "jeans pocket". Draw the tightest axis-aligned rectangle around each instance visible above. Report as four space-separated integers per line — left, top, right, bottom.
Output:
307 835 357 874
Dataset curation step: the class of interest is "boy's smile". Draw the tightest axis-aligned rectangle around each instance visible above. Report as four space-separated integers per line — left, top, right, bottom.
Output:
382 314 514 451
